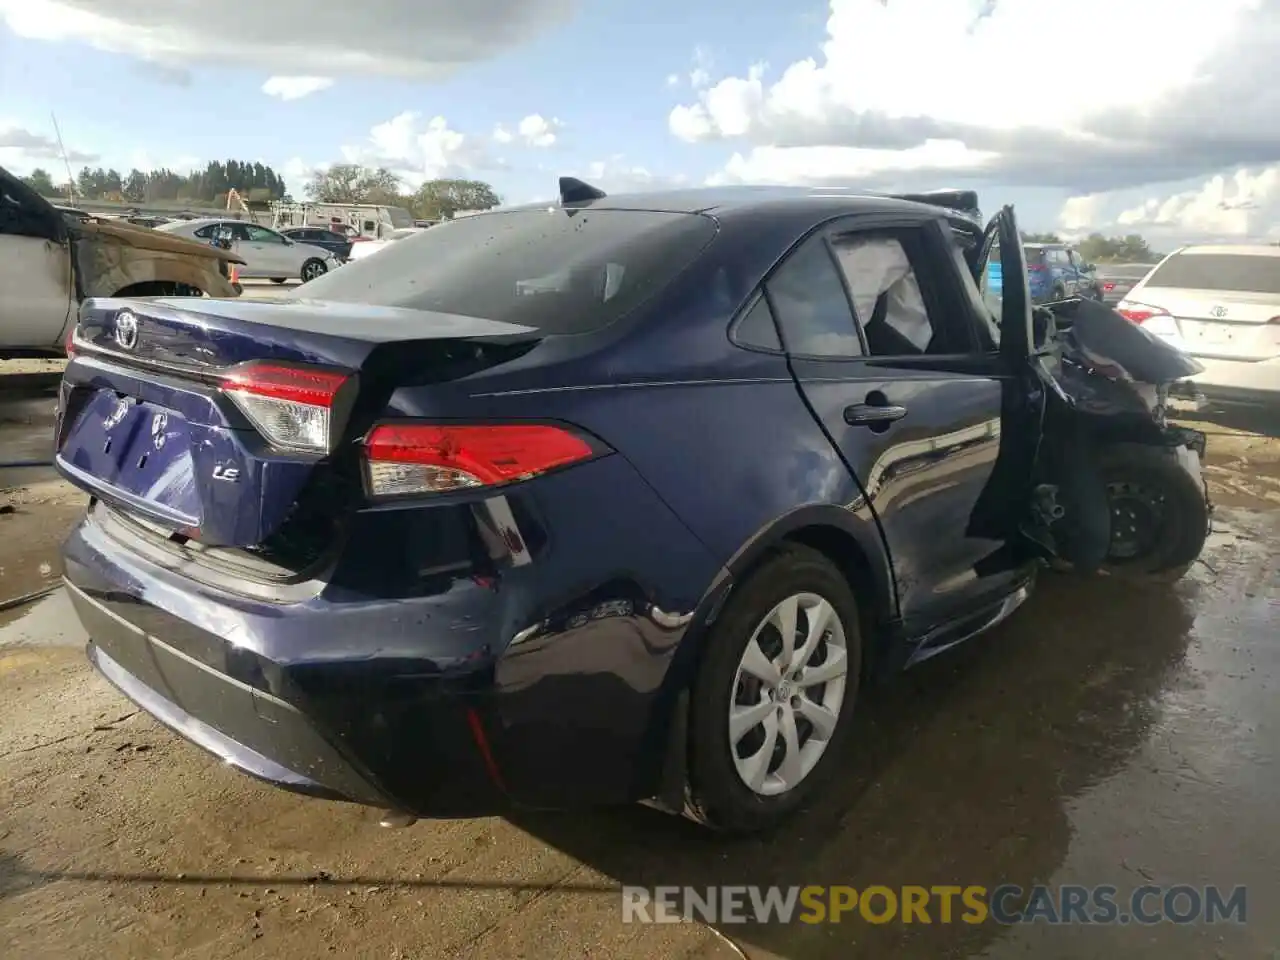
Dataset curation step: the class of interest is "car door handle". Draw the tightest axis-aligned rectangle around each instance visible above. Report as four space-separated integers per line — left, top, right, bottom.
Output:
843 403 908 426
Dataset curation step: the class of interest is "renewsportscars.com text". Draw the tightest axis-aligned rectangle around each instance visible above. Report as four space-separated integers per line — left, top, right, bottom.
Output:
621 884 1248 926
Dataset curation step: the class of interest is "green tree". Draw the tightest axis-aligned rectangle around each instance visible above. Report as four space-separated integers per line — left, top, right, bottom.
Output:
1076 232 1159 263
76 166 96 199
304 163 405 204
411 178 502 220
20 168 57 196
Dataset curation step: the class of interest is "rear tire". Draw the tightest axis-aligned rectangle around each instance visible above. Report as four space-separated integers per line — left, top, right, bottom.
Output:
1096 443 1208 581
687 545 862 834
270 277 287 284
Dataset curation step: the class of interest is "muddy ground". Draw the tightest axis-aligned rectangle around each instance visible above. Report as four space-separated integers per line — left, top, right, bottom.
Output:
2 383 1278 959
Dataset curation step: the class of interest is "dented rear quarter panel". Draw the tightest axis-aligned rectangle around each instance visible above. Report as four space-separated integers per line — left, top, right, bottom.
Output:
72 219 243 299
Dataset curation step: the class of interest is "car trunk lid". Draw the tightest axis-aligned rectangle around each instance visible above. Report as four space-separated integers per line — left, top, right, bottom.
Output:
57 296 540 551
1124 288 1280 361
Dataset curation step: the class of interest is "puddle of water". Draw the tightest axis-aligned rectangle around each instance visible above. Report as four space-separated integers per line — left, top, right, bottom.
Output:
0 588 85 648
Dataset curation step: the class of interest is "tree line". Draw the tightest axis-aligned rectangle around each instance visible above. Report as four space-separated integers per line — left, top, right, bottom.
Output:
1023 232 1161 263
20 160 289 205
303 163 502 221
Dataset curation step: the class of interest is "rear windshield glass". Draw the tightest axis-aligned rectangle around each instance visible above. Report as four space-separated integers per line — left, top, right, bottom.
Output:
1144 253 1280 294
1096 264 1152 280
295 208 718 333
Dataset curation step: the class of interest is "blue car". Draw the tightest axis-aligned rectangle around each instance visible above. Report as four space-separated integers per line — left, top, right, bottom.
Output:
987 241 1101 304
53 181 1208 834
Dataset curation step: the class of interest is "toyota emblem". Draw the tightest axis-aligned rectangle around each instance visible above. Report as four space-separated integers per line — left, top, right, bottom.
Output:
114 310 139 350
1209 305 1228 319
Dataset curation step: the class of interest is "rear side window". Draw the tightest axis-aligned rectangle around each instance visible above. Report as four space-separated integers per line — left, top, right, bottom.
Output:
765 236 863 357
734 295 782 351
193 224 217 239
1025 248 1047 266
1144 252 1280 294
296 208 718 334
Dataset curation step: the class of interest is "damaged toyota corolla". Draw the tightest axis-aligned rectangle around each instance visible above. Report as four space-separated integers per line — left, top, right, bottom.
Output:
53 181 1209 834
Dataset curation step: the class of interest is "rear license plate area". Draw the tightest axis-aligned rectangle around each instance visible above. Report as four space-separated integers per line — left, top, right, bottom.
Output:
59 389 203 527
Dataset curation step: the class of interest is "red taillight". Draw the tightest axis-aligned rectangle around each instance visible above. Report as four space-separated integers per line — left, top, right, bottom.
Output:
220 360 351 453
363 423 597 497
64 325 77 357
1103 282 1116 291
1028 264 1047 272
1116 302 1170 325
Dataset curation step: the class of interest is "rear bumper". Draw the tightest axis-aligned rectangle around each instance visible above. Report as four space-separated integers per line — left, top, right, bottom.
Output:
1182 357 1280 407
78 589 384 805
61 453 724 815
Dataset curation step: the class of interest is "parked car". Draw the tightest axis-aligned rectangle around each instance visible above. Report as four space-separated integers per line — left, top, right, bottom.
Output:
156 218 340 283
985 241 1102 305
279 227 354 262
1096 262 1155 305
0 165 242 359
1023 242 1102 302
54 180 1209 835
1116 244 1280 406
345 226 426 262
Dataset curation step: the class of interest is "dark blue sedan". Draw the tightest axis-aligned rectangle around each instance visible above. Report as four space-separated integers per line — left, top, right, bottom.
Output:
51 180 1206 833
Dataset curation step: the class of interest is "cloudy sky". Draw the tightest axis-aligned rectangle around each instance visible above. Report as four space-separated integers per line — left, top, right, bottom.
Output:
1 0 1277 245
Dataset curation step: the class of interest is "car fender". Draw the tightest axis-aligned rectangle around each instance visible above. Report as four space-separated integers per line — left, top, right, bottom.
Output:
73 234 239 299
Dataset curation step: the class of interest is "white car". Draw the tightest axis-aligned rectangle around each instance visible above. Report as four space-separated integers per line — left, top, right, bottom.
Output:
156 218 340 283
346 227 427 263
1117 244 1280 406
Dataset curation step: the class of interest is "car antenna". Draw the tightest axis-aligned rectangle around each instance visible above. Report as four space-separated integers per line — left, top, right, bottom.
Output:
559 176 607 205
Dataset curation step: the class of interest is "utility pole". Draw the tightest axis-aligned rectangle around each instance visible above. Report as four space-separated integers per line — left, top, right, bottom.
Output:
50 111 77 200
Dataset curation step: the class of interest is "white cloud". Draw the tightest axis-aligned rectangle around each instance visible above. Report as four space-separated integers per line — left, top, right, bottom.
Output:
517 114 562 147
1117 166 1280 239
1054 164 1280 243
689 44 714 89
0 122 98 174
281 157 316 199
665 73 680 88
1058 195 1103 234
339 111 501 189
262 76 334 100
576 156 688 194
708 140 997 187
669 0 1275 194
0 0 576 78
492 114 563 148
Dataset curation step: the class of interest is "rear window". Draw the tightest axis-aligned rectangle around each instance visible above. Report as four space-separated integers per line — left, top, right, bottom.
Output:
1096 264 1152 280
1024 247 1047 265
1144 252 1280 294
294 208 719 333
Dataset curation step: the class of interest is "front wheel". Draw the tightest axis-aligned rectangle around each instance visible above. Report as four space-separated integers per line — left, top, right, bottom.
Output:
687 545 861 833
300 259 328 283
1098 443 1209 581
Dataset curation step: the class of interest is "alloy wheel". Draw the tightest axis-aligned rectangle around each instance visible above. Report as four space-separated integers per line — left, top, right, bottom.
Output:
729 592 849 797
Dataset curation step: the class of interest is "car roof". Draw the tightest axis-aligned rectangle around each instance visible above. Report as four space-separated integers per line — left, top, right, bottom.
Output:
157 217 224 230
499 185 982 224
1022 242 1065 249
1175 244 1280 257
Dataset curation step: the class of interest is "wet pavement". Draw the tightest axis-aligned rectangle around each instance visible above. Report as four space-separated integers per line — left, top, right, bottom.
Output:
1 384 1277 959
